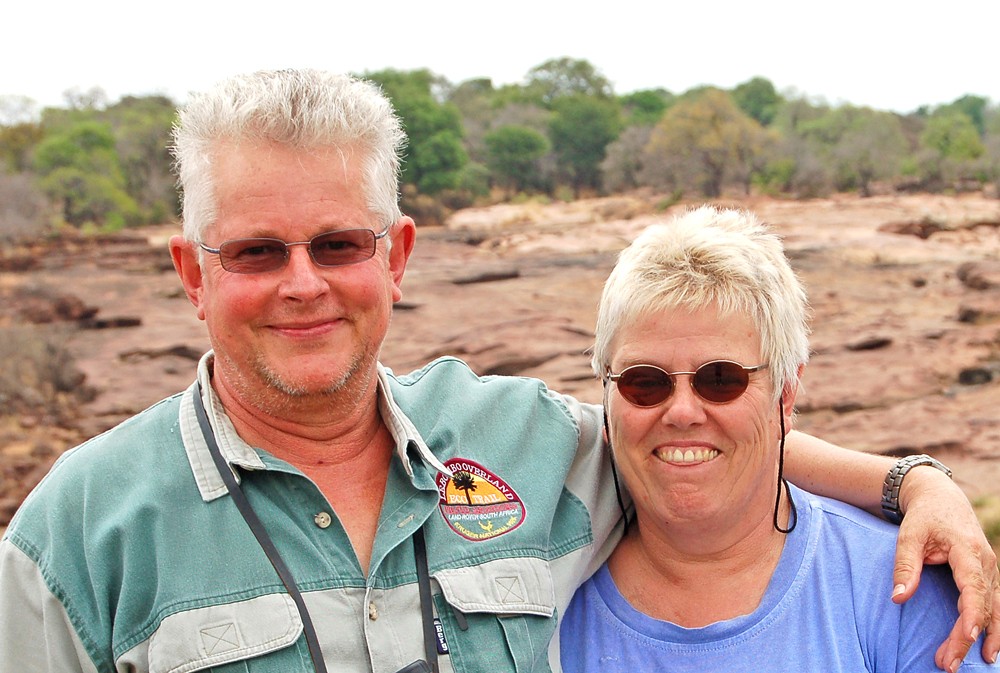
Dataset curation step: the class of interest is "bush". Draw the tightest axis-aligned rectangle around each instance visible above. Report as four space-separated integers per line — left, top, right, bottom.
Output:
0 325 90 417
400 185 451 227
0 173 50 243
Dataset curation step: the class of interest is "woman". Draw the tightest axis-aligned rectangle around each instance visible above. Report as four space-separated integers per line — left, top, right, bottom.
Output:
560 206 995 672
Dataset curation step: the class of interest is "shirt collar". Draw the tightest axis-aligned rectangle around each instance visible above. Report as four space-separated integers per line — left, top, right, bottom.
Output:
180 351 451 502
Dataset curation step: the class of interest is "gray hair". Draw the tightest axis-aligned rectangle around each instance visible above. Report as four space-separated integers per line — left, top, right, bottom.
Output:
592 205 810 400
171 69 406 242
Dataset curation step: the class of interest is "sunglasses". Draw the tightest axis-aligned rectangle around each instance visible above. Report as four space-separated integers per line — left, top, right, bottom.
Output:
606 360 768 407
199 226 390 274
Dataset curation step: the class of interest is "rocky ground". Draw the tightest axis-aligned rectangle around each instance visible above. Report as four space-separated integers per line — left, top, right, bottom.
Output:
2 192 1000 533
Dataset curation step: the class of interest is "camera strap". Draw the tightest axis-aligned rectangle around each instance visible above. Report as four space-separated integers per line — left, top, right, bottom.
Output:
413 526 439 673
194 382 329 673
194 382 441 672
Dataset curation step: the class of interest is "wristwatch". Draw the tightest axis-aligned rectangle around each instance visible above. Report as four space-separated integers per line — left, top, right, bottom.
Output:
881 454 953 524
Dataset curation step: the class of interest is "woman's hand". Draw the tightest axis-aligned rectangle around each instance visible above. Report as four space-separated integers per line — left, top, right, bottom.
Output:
893 466 999 672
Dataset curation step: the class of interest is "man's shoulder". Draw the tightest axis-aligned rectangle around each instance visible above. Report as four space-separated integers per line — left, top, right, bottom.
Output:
7 392 188 531
385 355 601 458
60 392 185 465
387 356 545 389
387 356 569 412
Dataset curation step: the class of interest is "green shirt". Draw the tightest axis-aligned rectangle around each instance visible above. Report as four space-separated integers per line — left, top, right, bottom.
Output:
0 355 623 672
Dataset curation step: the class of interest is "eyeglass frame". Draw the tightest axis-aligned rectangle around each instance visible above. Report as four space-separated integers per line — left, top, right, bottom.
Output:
604 360 769 407
197 223 392 274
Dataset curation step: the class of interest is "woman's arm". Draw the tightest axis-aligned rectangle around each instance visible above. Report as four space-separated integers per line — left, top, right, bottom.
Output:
784 430 999 671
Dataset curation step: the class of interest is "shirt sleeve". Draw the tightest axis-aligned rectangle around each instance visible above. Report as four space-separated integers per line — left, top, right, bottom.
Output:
0 538 99 672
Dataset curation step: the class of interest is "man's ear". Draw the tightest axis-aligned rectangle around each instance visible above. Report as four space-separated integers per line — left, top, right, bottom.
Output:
388 216 416 303
169 235 206 321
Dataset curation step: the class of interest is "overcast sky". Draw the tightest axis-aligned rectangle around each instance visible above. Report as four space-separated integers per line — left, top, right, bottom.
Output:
4 0 998 115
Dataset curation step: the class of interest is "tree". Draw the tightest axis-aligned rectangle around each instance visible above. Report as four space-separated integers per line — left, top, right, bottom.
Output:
0 173 49 242
62 86 109 111
602 125 653 192
830 107 909 196
484 125 550 196
448 78 498 164
32 120 139 228
642 89 769 197
0 121 44 173
918 111 985 189
936 94 990 135
524 57 614 105
365 69 468 195
921 111 984 161
732 77 782 126
619 89 674 126
451 471 478 506
103 95 178 222
548 95 622 195
408 129 468 194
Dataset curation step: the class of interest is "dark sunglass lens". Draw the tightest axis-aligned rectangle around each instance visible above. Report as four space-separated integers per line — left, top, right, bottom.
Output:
694 361 749 403
220 239 288 273
311 229 376 266
618 366 673 407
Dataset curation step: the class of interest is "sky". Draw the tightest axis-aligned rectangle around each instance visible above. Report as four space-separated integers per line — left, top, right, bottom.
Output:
3 0 998 116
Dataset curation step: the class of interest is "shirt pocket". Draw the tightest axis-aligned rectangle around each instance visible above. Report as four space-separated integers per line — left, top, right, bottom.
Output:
147 593 309 673
434 557 556 673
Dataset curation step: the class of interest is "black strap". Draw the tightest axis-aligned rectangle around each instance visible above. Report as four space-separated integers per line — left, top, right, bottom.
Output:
413 527 439 673
193 383 328 673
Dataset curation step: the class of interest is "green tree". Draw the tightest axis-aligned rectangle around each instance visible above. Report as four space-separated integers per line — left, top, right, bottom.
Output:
918 111 985 189
524 57 614 105
103 95 178 222
484 125 550 196
365 69 468 195
922 111 984 161
643 89 769 197
619 89 674 126
936 94 990 135
39 167 139 229
32 120 139 228
548 95 622 195
732 77 782 126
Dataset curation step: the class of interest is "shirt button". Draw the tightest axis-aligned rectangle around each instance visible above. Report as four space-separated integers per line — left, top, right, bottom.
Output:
368 601 378 621
314 512 332 529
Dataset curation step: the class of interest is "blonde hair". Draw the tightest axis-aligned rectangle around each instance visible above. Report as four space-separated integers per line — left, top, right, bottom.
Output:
593 205 810 400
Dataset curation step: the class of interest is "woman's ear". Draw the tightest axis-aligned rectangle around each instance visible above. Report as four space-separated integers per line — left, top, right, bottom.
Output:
779 364 805 432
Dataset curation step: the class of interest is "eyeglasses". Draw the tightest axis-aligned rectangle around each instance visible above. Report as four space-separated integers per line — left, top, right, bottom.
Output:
605 360 768 407
199 226 390 274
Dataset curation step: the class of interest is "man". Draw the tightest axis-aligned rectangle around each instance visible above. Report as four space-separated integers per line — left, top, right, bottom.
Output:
0 69 996 673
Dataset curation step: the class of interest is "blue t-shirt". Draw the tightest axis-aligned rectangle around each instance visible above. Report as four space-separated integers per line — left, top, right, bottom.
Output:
560 484 995 672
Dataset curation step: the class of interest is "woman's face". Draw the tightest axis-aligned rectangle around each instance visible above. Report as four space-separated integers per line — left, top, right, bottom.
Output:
606 303 793 538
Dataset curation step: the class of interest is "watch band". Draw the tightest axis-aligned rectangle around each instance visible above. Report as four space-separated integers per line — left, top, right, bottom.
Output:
880 454 953 524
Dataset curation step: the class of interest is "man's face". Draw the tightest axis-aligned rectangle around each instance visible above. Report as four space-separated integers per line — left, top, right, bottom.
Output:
173 141 413 407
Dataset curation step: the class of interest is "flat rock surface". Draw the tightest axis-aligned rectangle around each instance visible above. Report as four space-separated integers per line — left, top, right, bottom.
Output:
3 192 999 527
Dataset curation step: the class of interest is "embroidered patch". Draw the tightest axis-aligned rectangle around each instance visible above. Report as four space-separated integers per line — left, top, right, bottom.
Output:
437 458 526 541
